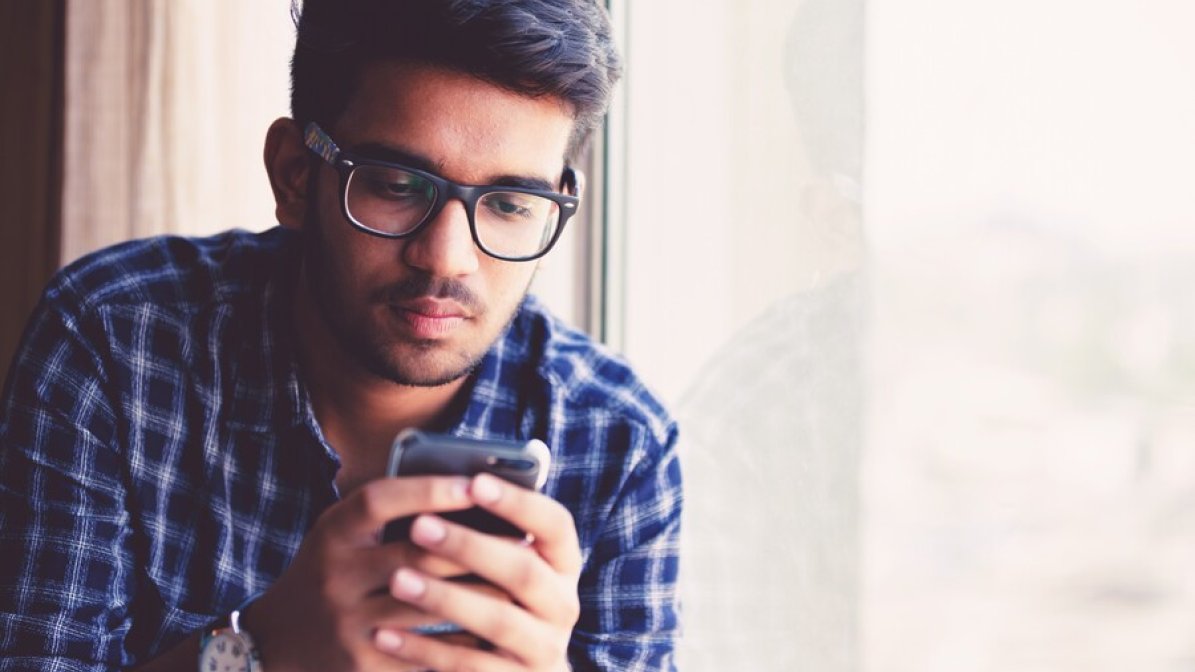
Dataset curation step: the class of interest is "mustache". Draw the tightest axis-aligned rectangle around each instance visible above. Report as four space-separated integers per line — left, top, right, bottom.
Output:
371 273 483 313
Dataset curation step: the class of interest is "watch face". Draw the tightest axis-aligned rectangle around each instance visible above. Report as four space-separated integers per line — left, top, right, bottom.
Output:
199 631 255 672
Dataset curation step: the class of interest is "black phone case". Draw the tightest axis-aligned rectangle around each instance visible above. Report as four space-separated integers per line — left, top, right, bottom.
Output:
381 429 549 542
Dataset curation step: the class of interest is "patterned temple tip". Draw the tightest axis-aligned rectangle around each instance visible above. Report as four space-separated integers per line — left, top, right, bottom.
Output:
304 122 340 164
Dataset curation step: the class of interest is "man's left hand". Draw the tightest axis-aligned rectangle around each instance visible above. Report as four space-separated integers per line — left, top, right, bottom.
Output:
373 472 581 672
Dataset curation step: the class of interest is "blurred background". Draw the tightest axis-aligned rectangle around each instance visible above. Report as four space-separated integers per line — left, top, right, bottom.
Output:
2 1 1193 670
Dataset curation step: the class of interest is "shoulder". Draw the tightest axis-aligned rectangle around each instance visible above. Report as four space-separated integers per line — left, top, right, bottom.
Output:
510 296 676 450
45 227 298 319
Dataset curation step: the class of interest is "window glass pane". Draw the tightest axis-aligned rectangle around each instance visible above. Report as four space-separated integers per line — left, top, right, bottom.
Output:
620 0 1195 670
865 1 1195 669
620 1 864 669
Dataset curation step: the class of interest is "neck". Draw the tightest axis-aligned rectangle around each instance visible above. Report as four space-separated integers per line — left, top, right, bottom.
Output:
291 276 467 491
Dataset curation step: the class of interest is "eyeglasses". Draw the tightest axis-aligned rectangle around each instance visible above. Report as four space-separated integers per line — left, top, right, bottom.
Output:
303 122 580 262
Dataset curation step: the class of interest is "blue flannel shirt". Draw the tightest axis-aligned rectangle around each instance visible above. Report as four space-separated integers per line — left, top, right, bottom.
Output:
0 227 681 671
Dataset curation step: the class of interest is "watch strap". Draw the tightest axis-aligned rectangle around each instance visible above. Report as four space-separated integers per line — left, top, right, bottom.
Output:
200 595 262 671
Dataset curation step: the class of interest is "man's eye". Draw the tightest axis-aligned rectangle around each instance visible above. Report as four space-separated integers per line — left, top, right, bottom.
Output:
486 195 537 219
497 200 532 216
373 179 424 198
353 164 434 203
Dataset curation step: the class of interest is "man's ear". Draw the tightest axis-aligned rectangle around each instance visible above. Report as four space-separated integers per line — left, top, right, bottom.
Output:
263 118 313 230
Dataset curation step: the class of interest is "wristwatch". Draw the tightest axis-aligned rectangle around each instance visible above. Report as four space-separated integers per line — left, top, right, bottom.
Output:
199 607 262 672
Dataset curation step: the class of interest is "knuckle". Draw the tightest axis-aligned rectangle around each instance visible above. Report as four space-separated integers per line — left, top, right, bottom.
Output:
565 557 584 578
417 554 466 578
355 482 390 522
544 495 569 519
331 622 363 662
482 608 515 643
514 558 540 592
417 579 447 610
551 504 579 538
305 551 347 601
539 634 570 668
448 523 477 554
543 585 580 629
313 567 339 599
435 475 467 503
563 595 581 626
394 540 423 566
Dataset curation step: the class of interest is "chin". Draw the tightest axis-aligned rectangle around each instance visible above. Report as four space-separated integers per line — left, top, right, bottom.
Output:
366 340 483 388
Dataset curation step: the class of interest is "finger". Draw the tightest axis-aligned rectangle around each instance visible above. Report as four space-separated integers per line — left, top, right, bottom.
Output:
442 576 513 605
365 578 512 629
374 628 523 672
469 473 582 575
429 631 489 650
341 542 472 601
389 567 564 669
407 515 577 625
317 476 473 545
357 590 442 632
291 537 472 615
364 541 473 580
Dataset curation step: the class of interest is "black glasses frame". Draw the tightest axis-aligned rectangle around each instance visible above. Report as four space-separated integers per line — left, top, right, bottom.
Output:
303 122 579 262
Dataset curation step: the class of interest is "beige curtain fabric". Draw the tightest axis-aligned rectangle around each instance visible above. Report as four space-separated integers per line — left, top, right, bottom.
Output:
62 2 160 263
60 0 293 266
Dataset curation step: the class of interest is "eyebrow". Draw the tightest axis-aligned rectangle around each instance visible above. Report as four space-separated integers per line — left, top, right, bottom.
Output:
348 142 558 192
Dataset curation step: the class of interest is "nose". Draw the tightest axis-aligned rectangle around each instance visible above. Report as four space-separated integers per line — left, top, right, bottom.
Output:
399 199 481 277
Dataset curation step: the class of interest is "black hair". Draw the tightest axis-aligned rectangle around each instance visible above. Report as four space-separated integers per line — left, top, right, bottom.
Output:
290 0 622 161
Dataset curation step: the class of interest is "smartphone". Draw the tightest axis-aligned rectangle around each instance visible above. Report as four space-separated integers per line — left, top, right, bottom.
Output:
382 428 551 542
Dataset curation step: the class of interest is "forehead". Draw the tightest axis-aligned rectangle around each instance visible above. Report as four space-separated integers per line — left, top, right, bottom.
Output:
331 62 576 184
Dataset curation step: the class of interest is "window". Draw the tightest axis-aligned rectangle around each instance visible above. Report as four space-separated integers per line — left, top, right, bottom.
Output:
614 0 1195 670
614 1 863 668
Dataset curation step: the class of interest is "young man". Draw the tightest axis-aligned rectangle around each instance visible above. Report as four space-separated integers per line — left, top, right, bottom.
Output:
0 2 682 670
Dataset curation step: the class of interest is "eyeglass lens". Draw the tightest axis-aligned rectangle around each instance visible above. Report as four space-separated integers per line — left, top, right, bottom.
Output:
345 164 561 258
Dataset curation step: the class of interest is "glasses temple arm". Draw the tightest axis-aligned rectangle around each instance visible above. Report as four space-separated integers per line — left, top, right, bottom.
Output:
303 122 342 165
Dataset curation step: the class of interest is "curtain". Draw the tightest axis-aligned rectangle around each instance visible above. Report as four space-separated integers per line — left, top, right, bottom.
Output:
59 0 292 266
0 0 65 383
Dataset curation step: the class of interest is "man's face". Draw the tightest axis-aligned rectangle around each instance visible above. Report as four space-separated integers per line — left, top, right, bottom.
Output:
302 62 576 387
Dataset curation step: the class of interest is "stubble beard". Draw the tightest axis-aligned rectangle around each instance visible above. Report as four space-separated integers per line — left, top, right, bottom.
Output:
300 208 526 388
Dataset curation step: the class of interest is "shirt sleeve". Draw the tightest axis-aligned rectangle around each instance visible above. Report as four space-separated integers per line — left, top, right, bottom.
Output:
569 423 683 672
0 291 136 671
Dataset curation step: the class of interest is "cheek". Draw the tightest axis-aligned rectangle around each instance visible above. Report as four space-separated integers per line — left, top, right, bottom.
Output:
314 199 398 290
482 261 537 310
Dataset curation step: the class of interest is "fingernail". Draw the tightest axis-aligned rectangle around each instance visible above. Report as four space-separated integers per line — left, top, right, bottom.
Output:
411 515 447 545
393 568 427 599
374 628 404 652
471 473 501 504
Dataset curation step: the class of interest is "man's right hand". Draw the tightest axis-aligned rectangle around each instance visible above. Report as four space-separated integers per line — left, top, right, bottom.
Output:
239 475 487 671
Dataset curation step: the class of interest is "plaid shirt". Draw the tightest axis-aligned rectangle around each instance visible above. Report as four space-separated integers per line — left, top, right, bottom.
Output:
0 228 681 671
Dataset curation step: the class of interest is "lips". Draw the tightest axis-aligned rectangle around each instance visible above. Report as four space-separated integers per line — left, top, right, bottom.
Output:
391 298 469 339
